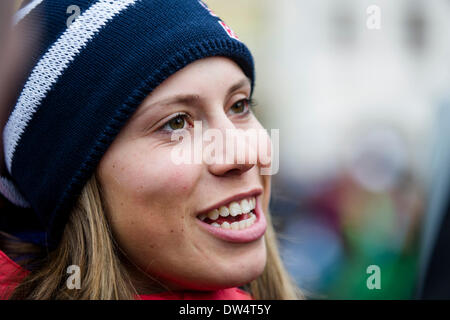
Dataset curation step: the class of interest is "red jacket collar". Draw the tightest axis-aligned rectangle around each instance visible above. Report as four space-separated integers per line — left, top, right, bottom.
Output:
0 249 28 299
138 287 252 300
0 249 252 300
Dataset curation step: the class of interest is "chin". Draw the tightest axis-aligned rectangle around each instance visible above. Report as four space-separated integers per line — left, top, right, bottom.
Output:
225 261 266 289
189 240 267 291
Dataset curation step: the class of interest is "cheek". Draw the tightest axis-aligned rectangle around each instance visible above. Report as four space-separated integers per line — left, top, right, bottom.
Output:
98 145 202 246
103 148 199 206
98 147 202 267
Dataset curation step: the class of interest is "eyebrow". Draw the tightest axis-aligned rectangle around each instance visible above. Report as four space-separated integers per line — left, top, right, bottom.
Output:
139 77 250 112
226 78 251 97
145 94 201 110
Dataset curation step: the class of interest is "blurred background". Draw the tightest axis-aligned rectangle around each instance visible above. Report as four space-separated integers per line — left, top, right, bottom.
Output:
206 0 450 299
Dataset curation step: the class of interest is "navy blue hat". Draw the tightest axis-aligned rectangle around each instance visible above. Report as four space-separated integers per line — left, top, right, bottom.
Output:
0 0 255 248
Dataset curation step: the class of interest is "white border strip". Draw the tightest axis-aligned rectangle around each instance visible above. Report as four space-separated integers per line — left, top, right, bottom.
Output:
13 0 44 25
4 0 138 173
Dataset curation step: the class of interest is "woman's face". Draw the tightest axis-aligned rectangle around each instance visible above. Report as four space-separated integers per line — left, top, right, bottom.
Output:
97 57 272 292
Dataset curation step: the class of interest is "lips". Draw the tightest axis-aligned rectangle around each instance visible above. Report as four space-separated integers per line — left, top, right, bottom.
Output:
196 191 267 243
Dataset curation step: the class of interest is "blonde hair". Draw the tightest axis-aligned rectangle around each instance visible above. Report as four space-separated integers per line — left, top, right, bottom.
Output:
2 175 301 299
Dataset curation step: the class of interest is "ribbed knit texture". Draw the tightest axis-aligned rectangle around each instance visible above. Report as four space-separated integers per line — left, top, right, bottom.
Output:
1 0 255 248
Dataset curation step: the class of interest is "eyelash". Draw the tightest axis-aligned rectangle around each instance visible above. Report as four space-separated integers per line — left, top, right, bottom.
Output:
157 98 257 134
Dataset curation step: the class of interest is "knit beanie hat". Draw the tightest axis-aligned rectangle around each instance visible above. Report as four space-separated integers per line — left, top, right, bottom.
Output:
0 0 255 248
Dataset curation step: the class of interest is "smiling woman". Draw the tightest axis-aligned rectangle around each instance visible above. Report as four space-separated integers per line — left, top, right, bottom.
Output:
0 0 300 299
97 57 269 293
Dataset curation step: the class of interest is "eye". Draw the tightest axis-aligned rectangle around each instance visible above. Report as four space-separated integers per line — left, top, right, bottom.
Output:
160 113 192 132
230 99 248 114
228 98 256 116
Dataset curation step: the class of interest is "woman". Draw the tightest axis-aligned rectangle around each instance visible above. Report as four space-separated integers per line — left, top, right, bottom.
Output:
0 0 300 299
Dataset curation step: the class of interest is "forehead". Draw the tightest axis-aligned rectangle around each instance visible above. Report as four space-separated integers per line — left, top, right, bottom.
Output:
127 57 251 121
144 57 250 101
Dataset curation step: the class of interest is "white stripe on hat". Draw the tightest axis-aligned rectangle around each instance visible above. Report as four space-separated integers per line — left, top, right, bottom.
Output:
3 0 138 173
13 0 44 25
0 176 30 207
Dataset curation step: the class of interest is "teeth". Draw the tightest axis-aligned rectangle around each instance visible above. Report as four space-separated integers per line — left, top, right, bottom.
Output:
198 196 257 224
229 202 242 216
208 209 219 220
240 199 250 214
216 214 257 230
219 206 229 217
211 222 220 228
250 198 256 210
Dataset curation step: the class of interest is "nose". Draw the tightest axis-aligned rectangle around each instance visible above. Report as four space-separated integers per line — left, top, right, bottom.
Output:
209 159 254 177
206 116 256 177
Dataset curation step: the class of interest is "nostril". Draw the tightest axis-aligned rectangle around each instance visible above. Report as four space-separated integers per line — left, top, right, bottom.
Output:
208 162 254 177
224 168 242 177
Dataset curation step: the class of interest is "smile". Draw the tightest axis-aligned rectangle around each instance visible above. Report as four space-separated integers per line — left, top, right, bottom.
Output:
196 191 267 243
197 197 256 230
